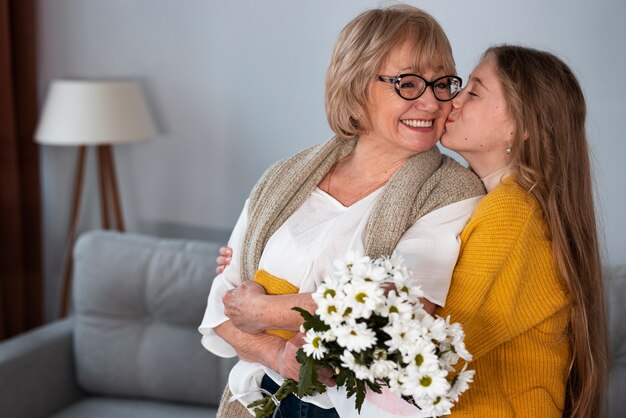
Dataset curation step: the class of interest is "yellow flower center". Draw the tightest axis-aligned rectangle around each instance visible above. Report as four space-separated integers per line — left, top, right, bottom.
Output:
355 292 368 303
312 336 321 348
420 376 432 387
415 354 424 367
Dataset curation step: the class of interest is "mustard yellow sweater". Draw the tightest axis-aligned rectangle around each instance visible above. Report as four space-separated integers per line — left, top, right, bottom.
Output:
436 179 572 417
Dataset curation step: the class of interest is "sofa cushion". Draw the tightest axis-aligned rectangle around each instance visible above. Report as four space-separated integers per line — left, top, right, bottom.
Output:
606 265 626 418
72 231 233 406
49 397 216 418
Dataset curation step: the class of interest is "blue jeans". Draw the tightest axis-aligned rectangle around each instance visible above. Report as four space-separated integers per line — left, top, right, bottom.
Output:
260 374 339 418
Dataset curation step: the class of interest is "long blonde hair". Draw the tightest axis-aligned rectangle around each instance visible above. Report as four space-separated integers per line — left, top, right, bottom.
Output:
486 45 608 417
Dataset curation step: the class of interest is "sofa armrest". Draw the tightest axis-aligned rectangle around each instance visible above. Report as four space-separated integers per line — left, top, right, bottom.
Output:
0 317 84 418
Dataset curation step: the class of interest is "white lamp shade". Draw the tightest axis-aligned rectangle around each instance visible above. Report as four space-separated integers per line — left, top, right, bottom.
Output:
35 80 157 145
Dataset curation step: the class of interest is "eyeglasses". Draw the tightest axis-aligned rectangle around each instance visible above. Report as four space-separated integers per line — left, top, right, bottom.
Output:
377 74 463 102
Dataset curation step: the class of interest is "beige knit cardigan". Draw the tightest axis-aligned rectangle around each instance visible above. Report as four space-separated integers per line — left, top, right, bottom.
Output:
240 136 485 282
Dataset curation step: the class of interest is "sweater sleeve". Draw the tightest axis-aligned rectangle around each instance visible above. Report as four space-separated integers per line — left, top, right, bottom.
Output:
437 182 570 362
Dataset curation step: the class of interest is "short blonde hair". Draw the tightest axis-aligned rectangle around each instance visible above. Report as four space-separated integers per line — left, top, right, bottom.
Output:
325 5 455 139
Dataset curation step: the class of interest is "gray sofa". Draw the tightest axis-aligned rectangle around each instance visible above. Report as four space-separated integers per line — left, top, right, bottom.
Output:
0 230 236 418
0 231 624 417
605 264 626 417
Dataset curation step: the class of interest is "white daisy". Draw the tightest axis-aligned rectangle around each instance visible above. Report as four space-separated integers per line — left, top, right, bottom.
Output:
443 320 472 362
378 290 413 321
370 359 398 380
342 280 385 319
419 315 448 342
313 276 342 304
452 340 472 362
393 272 424 302
392 367 418 397
410 368 450 400
339 349 357 369
322 328 337 342
302 329 329 360
339 349 373 381
315 294 345 326
448 364 475 402
334 320 377 352
382 318 421 356
333 251 371 279
402 339 440 374
375 256 395 275
420 395 454 417
350 260 388 284
438 342 460 371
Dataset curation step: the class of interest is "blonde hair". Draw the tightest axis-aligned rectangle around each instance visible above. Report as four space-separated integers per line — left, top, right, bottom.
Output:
486 45 608 417
325 4 455 139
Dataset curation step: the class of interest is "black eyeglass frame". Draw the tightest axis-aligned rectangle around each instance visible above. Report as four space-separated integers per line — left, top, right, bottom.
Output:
377 74 463 102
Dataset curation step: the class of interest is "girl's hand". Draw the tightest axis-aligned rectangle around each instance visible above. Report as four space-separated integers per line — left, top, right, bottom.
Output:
216 246 233 274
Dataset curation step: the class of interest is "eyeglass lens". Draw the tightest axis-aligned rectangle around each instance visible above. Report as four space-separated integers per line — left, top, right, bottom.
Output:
397 75 461 101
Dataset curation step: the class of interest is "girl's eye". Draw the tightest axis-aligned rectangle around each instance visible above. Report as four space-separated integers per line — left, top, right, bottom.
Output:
467 91 478 97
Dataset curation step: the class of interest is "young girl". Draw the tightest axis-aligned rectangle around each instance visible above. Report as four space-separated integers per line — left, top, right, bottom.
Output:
438 45 608 417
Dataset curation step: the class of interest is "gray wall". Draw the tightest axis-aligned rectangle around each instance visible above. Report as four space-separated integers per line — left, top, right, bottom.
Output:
38 0 626 320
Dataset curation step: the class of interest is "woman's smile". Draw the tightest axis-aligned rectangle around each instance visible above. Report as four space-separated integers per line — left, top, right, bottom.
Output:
400 119 434 129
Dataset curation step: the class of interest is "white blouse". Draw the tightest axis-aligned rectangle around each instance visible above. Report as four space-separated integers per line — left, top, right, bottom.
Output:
198 186 481 413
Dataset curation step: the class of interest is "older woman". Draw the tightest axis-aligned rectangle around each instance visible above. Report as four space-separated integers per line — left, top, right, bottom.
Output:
198 5 484 418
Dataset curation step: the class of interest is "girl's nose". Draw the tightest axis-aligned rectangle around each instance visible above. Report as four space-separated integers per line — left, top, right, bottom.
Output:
451 88 469 109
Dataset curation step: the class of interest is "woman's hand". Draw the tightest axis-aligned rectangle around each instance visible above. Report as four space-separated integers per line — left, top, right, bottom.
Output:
216 246 232 274
278 333 335 387
223 280 268 334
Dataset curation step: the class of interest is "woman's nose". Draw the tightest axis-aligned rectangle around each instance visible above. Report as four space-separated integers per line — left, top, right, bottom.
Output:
414 86 439 111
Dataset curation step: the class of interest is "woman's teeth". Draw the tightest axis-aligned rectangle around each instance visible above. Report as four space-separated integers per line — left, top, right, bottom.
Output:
401 119 432 128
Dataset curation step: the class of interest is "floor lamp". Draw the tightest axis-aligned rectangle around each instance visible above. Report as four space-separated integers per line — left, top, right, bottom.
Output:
35 80 157 318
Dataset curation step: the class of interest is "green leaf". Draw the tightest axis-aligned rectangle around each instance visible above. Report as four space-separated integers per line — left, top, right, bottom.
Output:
334 369 348 387
354 379 366 412
292 306 314 322
401 395 420 409
345 376 357 399
296 347 309 364
296 353 326 398
292 307 329 332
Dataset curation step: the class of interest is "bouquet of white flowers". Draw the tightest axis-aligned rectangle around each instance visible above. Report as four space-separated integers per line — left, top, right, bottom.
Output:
247 252 474 418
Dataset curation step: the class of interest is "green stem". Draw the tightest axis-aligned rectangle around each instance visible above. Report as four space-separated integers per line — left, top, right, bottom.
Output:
247 379 299 418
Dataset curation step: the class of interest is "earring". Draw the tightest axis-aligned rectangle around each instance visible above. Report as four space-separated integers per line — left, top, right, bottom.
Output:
506 145 512 155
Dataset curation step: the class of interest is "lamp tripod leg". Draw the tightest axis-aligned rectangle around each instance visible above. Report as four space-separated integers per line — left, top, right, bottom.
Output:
97 146 111 230
96 144 125 231
58 145 87 318
102 145 125 231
